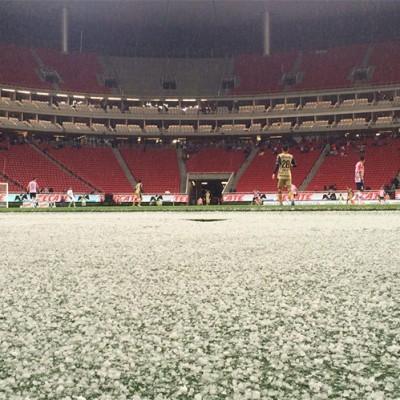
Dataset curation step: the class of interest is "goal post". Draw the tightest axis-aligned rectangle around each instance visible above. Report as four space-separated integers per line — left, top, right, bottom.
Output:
0 182 9 208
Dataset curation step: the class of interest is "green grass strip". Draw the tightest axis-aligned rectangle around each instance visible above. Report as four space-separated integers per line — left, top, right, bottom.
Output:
1 204 400 212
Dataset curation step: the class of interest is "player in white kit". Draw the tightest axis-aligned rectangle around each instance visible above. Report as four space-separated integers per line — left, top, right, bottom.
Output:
67 187 76 207
27 178 38 200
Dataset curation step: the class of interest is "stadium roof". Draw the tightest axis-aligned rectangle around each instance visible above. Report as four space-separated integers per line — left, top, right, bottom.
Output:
1 0 400 56
3 0 399 25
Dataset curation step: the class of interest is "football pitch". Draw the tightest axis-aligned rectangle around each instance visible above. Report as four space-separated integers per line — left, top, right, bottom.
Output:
1 203 400 212
1 212 399 399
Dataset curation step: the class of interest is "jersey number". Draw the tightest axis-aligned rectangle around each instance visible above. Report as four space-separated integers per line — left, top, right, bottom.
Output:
281 160 290 168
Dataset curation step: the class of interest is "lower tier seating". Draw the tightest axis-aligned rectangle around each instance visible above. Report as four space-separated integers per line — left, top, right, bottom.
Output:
185 148 246 174
236 145 322 192
119 147 181 193
307 138 400 190
0 143 90 192
45 146 133 193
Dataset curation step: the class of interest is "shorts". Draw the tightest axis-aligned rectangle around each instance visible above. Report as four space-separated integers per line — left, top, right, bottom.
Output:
277 178 292 191
356 181 364 191
29 192 37 199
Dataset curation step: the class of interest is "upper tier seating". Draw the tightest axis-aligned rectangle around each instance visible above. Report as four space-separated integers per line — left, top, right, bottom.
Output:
34 48 109 94
1 41 400 96
185 148 246 174
119 148 181 193
231 42 400 94
233 51 298 94
45 146 132 193
0 143 90 192
369 41 400 86
0 43 51 89
291 44 369 91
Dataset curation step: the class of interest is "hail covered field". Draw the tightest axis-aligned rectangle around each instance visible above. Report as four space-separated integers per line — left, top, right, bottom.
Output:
1 211 399 400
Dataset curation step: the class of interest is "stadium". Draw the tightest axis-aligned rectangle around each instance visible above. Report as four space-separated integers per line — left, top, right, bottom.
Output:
0 0 400 399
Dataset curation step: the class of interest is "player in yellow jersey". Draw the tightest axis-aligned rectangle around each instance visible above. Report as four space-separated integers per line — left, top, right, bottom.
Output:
132 180 143 207
272 145 297 206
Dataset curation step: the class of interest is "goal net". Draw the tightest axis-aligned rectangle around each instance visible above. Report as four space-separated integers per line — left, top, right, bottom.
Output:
0 182 8 208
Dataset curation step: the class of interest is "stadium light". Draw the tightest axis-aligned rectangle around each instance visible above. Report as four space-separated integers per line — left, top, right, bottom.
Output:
2 88 15 92
108 97 121 101
73 95 85 99
165 98 178 102
18 90 31 94
90 96 103 100
183 99 196 102
56 94 68 97
126 98 140 101
36 92 49 96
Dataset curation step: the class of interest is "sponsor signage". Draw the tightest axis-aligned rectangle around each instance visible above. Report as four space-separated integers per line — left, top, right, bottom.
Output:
7 193 189 204
4 191 398 206
112 194 189 204
223 191 400 204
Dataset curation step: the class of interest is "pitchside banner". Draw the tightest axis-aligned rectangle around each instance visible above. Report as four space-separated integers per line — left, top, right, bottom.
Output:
2 191 399 205
4 193 189 204
223 190 400 204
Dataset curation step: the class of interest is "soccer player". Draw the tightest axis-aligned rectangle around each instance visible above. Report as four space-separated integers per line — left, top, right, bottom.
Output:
272 145 297 206
27 178 38 200
133 180 143 207
253 188 262 205
290 183 298 199
205 190 211 206
66 187 75 207
346 187 354 205
355 155 366 191
378 185 386 203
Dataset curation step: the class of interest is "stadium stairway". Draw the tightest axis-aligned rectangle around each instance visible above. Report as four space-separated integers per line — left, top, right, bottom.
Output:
112 148 136 190
97 55 120 95
298 144 329 191
305 138 400 190
361 45 374 68
176 148 188 193
30 143 100 193
30 49 61 91
0 143 92 193
119 147 181 193
0 172 24 192
230 146 259 192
